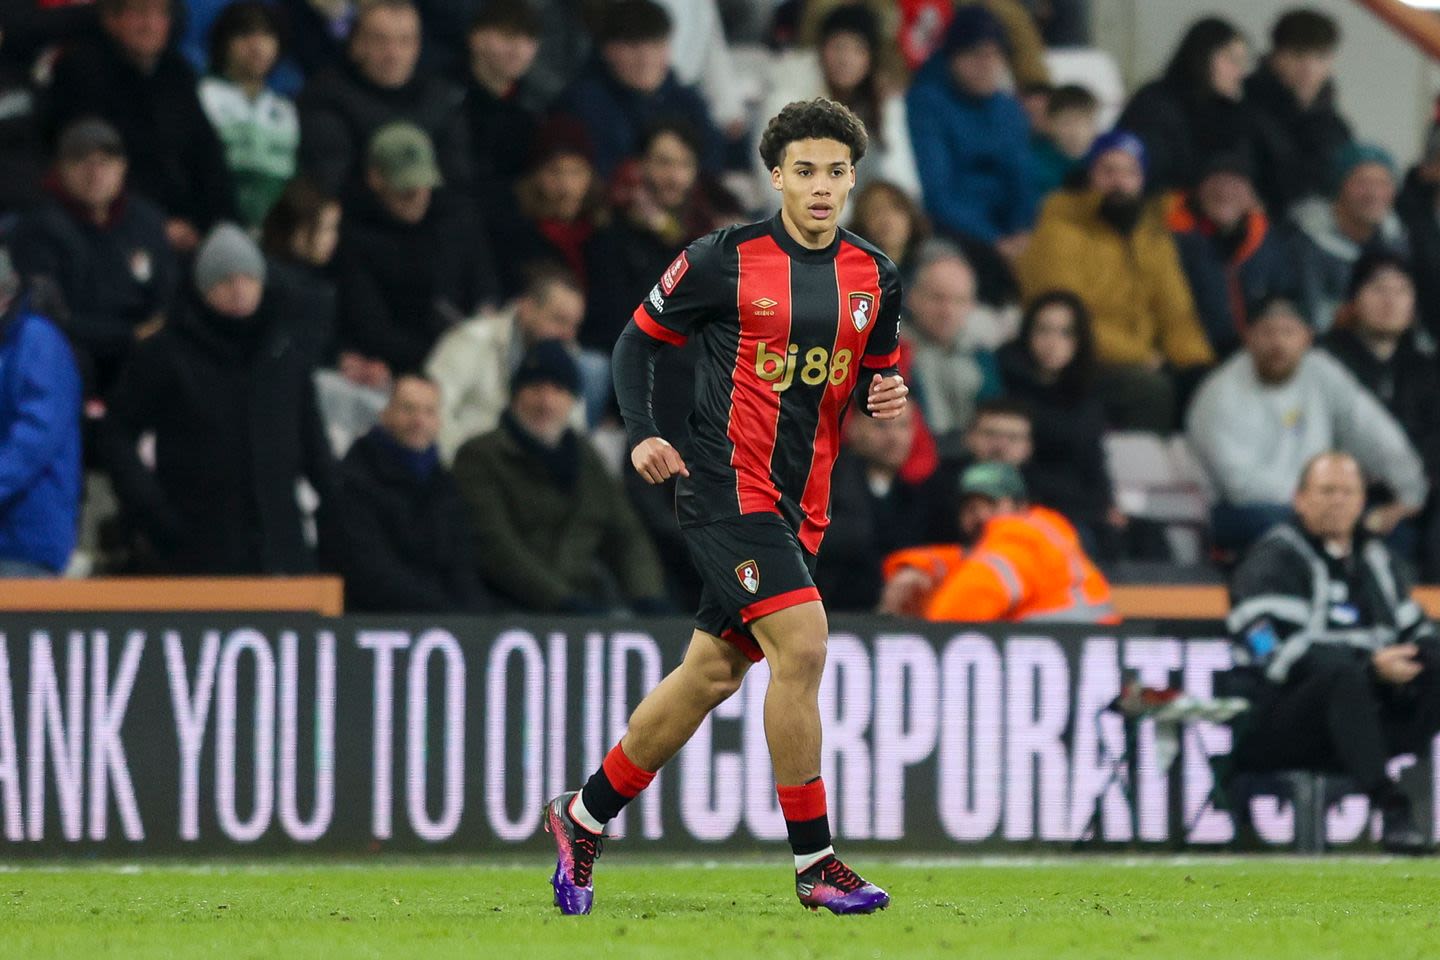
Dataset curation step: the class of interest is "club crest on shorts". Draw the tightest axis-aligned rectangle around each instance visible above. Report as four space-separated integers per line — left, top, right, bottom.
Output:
848 292 874 332
735 559 760 595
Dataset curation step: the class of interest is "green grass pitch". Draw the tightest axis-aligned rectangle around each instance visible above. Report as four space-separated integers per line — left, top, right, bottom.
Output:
3 857 1438 959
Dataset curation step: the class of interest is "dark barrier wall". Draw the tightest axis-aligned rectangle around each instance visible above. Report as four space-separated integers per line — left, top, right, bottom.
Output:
0 615 1434 855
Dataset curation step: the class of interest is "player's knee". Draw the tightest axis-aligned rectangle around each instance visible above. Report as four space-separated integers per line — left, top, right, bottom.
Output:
771 635 828 685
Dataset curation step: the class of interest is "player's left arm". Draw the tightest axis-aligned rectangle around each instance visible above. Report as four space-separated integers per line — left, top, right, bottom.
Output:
857 257 907 420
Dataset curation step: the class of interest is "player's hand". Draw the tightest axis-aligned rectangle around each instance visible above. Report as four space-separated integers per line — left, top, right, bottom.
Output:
866 374 908 419
1374 643 1423 685
631 436 689 484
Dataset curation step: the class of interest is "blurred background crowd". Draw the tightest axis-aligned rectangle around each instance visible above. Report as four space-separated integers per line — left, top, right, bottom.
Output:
2 0 1439 617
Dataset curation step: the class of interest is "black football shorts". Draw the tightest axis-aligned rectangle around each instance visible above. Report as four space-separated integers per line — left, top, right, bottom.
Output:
682 512 821 661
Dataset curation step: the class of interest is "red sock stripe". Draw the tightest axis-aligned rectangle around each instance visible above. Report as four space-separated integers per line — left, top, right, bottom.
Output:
777 778 828 823
602 743 656 798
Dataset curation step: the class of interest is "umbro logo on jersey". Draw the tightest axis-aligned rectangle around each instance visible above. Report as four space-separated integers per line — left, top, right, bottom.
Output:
752 297 778 317
660 251 689 295
848 292 874 332
736 560 760 594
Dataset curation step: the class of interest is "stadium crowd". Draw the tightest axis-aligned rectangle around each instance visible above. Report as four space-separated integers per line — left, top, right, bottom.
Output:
2 0 1438 615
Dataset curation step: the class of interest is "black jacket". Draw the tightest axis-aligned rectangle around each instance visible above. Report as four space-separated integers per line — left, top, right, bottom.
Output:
298 59 471 195
337 427 488 613
1321 326 1440 479
463 78 537 208
582 216 680 351
0 56 44 219
997 342 1113 527
1116 79 1276 198
815 449 929 612
335 188 498 372
100 290 336 574
1228 522 1434 685
1397 168 1440 339
46 35 234 228
12 188 177 394
1244 63 1353 210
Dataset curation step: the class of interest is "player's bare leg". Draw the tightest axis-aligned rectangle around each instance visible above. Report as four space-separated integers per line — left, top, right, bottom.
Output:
751 601 889 915
544 630 751 915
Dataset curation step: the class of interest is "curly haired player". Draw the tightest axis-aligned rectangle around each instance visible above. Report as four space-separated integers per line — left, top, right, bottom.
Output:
545 98 907 916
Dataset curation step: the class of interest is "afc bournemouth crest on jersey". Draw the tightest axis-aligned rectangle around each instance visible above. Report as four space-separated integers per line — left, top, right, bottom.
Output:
660 251 690 295
735 560 760 595
848 292 874 332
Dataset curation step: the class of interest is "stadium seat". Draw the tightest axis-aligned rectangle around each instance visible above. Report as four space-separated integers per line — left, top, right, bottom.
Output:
1105 431 1214 565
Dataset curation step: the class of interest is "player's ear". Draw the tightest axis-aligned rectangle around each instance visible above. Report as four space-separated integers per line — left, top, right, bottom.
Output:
770 165 783 193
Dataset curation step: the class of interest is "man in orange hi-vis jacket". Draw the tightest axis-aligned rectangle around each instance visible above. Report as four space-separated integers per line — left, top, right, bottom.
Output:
879 462 1118 622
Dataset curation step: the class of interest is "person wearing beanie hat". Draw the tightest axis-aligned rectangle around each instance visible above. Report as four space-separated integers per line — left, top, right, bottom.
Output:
1167 145 1300 357
754 3 922 218
1321 254 1440 552
556 0 723 178
1020 124 1213 431
193 222 267 300
1187 279 1427 555
906 0 1036 252
1292 139 1407 332
10 114 178 397
450 337 666 618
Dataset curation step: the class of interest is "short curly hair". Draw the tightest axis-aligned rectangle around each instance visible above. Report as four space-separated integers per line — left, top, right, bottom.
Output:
758 98 868 171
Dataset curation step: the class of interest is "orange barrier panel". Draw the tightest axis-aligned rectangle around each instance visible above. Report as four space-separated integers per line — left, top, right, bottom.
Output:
0 577 344 616
1111 585 1440 621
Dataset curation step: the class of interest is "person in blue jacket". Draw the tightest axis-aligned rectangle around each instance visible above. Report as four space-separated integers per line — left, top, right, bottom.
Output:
906 6 1037 262
0 249 83 577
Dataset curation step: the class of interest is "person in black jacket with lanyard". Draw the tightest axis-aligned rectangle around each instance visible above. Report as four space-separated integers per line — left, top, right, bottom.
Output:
1227 451 1440 853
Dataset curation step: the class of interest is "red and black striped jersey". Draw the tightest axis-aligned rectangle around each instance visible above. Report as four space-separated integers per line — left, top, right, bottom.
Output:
627 212 902 554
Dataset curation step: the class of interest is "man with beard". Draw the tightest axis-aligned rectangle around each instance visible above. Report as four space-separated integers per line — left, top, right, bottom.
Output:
1019 130 1213 431
1187 295 1425 553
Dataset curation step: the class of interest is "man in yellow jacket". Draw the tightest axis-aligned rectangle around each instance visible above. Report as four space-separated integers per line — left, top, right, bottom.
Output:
880 462 1117 623
1018 130 1213 431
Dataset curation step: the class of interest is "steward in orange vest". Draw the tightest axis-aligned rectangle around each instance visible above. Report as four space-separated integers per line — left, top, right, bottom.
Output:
880 462 1118 623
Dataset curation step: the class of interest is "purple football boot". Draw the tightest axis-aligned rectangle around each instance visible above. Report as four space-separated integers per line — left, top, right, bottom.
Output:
543 792 603 916
795 855 890 914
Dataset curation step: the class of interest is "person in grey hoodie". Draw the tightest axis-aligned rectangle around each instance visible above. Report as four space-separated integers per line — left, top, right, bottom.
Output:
1291 141 1407 331
1187 294 1426 554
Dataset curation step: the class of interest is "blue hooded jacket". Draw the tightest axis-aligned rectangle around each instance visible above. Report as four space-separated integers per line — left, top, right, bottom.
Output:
906 53 1037 243
0 298 82 572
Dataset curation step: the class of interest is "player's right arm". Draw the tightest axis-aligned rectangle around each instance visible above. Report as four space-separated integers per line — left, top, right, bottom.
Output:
611 232 725 484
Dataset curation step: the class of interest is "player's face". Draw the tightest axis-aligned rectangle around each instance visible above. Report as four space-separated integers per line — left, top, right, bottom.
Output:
771 138 855 239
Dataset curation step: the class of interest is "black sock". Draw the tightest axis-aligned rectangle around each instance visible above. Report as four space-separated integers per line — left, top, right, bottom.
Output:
578 766 631 825
786 815 832 860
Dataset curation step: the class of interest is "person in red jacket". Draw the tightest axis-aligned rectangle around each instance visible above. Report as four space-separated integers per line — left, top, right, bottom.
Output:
881 461 1117 622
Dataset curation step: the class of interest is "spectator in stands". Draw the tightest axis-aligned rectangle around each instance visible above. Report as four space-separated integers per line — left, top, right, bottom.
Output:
907 6 1036 259
260 176 344 370
817 402 929 612
198 2 298 230
902 241 1001 442
1187 295 1426 554
47 0 234 251
998 290 1121 554
0 250 82 577
920 396 1033 543
1245 8 1353 211
890 0 1052 89
490 118 606 299
462 1 542 207
426 265 600 461
1227 451 1438 854
453 340 667 614
850 181 930 284
0 29 44 223
759 5 921 211
279 0 354 80
1293 142 1408 331
337 374 488 612
1322 253 1440 495
1116 16 1272 200
297 0 470 195
1029 84 1100 198
1398 121 1440 337
880 462 1116 622
1019 130 1213 431
1168 150 1300 358
586 120 717 352
336 122 498 377
11 118 177 399
558 0 723 178
100 224 337 574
